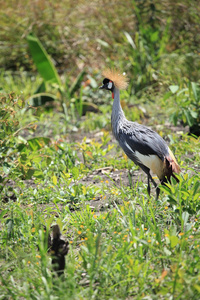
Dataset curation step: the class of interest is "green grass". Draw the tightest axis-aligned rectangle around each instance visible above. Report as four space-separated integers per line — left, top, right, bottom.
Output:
0 87 200 299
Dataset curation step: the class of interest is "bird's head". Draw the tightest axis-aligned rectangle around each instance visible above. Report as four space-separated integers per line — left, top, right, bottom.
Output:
99 78 114 92
99 68 128 99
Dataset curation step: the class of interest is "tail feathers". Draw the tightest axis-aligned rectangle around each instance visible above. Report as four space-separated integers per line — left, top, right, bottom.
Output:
162 154 181 184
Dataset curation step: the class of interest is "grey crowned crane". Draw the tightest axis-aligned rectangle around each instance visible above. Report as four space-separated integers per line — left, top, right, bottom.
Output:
99 69 180 199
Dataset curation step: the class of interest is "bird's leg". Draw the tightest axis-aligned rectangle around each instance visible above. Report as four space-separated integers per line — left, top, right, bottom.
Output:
155 187 160 200
148 173 160 200
147 175 151 196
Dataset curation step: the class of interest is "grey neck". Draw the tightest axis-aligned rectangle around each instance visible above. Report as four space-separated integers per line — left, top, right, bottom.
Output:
111 87 126 138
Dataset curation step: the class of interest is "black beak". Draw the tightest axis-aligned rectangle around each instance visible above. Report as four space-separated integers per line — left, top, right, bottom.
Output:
99 84 106 89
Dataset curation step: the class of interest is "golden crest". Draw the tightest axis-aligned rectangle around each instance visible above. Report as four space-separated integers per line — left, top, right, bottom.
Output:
102 68 129 90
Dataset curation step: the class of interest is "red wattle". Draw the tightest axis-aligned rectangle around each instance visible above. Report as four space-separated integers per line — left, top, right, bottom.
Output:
112 92 114 99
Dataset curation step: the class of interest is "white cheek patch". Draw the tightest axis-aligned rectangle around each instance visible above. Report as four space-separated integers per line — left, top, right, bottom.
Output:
108 81 113 89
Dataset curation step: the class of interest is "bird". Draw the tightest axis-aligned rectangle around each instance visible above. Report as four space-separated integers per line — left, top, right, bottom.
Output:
99 68 180 199
49 224 69 277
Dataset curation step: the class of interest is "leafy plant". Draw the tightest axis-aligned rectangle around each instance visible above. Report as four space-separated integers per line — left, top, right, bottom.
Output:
160 173 200 215
0 93 52 198
27 34 86 111
123 23 170 94
168 81 200 135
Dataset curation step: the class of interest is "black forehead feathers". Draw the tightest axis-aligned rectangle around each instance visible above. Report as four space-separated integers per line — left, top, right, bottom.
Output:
103 78 112 84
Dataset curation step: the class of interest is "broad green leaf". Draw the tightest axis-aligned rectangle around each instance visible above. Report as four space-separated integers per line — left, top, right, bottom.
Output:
82 185 87 195
170 236 179 248
17 143 27 153
178 269 185 278
17 99 24 107
184 109 193 126
27 34 61 86
26 168 35 179
32 156 43 164
163 91 171 101
34 81 46 93
167 196 178 206
169 85 179 94
52 175 57 186
0 209 8 219
169 112 178 126
56 219 63 230
28 137 50 151
190 110 198 119
194 193 200 201
69 69 86 96
194 285 200 293
72 167 79 180
182 211 189 226
34 170 44 179
191 82 200 102
46 157 52 166
150 31 159 42
185 223 192 232
6 219 14 238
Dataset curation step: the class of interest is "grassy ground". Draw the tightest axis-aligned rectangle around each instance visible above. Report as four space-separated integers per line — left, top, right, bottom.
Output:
1 0 200 299
0 75 200 299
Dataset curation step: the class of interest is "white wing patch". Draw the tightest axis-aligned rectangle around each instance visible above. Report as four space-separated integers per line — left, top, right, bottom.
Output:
124 140 134 153
134 151 163 179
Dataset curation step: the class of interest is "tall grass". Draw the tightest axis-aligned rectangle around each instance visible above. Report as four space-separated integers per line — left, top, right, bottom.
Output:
1 0 200 78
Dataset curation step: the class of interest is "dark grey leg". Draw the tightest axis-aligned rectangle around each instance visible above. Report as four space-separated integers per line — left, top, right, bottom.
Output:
147 175 151 196
149 173 160 200
155 187 160 200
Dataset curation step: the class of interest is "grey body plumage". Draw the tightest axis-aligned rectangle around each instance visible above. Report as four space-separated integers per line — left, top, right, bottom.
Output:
111 88 168 162
117 122 168 163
